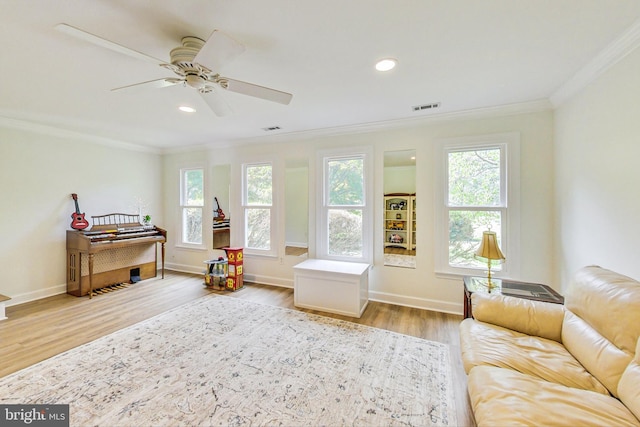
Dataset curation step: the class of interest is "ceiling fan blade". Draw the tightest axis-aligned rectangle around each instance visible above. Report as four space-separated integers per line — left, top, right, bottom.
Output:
200 90 232 117
193 30 245 72
111 78 180 92
223 78 293 105
55 23 165 65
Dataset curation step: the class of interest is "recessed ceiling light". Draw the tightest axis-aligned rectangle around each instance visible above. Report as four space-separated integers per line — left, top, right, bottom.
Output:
178 105 196 113
375 58 397 72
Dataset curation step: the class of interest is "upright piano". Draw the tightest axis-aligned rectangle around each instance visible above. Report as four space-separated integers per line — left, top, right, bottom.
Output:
66 213 167 298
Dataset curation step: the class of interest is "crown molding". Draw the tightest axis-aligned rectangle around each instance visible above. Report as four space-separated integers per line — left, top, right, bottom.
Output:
550 18 640 107
3 98 552 156
176 98 552 153
0 115 161 154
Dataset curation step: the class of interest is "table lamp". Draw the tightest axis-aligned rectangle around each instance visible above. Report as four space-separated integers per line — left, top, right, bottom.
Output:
474 230 505 292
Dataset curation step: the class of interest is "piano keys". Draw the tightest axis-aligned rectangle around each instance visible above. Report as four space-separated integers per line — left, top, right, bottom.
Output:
66 213 167 298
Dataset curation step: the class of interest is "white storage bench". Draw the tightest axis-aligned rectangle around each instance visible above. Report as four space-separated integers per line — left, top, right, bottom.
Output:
293 259 370 318
0 294 11 321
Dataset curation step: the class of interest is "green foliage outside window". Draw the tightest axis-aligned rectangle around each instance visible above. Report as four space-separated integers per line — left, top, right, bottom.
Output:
184 169 204 206
328 158 364 206
328 209 363 257
183 169 204 244
247 164 272 205
447 148 503 268
246 208 270 250
245 164 273 251
326 156 365 257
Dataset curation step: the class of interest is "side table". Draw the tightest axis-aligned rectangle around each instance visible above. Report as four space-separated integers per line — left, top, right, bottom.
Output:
463 276 564 319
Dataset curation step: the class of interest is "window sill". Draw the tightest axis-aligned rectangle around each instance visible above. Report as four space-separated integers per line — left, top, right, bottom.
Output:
243 251 278 259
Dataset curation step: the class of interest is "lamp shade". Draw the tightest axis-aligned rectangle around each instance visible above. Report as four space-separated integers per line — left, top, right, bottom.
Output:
474 230 505 262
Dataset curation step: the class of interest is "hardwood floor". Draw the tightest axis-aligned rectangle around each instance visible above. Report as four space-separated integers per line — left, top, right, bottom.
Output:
384 246 416 255
1 271 475 426
285 245 308 256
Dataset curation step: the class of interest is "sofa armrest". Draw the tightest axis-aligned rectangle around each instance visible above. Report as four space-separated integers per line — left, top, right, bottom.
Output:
471 292 565 342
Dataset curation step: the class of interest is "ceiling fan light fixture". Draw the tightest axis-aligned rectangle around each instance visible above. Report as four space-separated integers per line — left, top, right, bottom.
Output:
375 58 397 72
185 74 207 90
178 105 196 113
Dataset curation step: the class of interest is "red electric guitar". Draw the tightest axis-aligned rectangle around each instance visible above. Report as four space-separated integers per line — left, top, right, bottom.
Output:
70 193 89 230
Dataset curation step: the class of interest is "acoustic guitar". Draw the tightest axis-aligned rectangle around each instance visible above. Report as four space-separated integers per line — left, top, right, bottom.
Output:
70 193 89 230
214 197 226 220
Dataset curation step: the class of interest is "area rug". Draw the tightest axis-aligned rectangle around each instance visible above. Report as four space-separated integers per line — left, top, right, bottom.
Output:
384 254 416 269
0 296 456 426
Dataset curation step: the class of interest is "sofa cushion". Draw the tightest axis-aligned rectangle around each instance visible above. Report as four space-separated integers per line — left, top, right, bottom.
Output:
619 338 640 421
471 292 564 342
460 318 609 394
562 310 633 397
562 266 640 396
565 266 640 354
468 366 640 427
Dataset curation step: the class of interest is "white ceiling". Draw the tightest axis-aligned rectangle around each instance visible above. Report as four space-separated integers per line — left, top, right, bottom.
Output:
2 0 640 151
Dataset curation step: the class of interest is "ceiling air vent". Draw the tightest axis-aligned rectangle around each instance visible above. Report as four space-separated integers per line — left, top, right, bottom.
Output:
412 102 441 112
262 126 282 131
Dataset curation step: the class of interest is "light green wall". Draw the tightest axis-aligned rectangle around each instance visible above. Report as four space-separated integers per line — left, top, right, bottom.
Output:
162 109 555 314
384 166 416 194
0 107 556 315
0 126 162 304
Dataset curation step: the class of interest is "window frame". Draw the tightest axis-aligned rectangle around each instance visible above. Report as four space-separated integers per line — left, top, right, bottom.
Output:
179 166 205 249
435 133 520 278
316 147 373 264
242 161 277 257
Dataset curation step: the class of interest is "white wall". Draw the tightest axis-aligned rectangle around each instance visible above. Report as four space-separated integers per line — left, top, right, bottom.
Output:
554 46 640 289
0 126 162 305
285 166 309 248
163 109 555 314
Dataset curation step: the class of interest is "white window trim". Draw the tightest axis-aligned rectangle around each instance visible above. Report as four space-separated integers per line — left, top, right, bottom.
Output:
316 146 373 264
434 133 520 278
178 166 206 250
241 161 277 258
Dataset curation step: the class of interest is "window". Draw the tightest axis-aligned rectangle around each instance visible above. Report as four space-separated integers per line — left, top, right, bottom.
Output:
436 133 520 276
243 163 274 254
318 149 373 263
180 168 204 245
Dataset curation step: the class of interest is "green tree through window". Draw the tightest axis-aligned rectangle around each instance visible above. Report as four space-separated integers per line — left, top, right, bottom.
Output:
326 156 365 257
447 148 503 268
244 163 273 251
181 168 204 245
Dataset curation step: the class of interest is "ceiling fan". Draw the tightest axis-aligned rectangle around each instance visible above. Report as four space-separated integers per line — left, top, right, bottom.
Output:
55 23 293 116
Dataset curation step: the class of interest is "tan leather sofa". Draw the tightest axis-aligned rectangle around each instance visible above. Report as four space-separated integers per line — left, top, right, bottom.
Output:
460 266 640 426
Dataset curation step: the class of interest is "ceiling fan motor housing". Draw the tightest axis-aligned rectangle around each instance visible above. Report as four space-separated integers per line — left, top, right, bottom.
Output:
169 37 205 64
167 36 215 90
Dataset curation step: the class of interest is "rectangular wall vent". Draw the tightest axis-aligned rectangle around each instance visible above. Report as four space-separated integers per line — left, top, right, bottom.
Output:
412 102 441 112
262 126 282 131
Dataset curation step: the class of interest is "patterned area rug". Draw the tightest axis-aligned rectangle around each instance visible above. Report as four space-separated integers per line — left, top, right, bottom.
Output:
384 254 417 268
0 296 456 426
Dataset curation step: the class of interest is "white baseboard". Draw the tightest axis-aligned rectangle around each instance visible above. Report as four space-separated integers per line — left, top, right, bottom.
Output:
368 290 463 316
164 266 294 289
285 242 308 249
5 268 461 317
165 263 205 275
6 284 67 307
244 273 293 289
